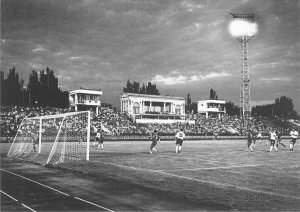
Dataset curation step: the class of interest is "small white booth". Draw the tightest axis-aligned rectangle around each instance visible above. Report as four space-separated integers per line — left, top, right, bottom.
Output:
197 100 226 119
69 88 103 115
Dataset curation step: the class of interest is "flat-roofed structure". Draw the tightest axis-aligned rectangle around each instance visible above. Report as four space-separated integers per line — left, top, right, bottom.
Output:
120 93 194 124
197 99 226 119
69 88 103 115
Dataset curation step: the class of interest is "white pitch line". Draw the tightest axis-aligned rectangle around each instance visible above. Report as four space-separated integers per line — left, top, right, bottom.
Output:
156 164 261 172
1 190 37 212
0 168 70 196
154 170 300 200
0 190 18 202
1 169 115 212
158 154 236 164
94 161 300 201
75 197 114 212
21 203 37 212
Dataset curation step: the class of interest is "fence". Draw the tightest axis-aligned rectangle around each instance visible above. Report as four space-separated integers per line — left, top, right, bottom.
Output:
1 135 294 143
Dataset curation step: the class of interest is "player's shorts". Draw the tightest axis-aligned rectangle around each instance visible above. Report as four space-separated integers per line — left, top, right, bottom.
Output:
270 139 276 145
176 138 183 146
96 137 100 142
247 139 252 147
150 141 157 149
291 138 297 144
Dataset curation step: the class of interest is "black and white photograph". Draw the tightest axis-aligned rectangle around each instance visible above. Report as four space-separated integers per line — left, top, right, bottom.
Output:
1 0 299 211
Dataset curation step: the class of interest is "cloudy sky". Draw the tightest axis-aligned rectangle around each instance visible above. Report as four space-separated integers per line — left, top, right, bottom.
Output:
1 0 299 113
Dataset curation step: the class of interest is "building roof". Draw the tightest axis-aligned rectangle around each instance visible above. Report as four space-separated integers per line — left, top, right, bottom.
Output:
197 99 226 103
69 88 103 95
121 92 185 100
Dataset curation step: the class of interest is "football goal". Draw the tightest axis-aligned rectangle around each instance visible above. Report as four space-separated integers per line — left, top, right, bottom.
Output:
7 111 91 166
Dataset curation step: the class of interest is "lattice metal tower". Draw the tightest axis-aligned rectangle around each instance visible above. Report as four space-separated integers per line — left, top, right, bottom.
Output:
230 13 256 118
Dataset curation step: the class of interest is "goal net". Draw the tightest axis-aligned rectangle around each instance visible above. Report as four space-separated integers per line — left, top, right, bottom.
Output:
7 111 91 166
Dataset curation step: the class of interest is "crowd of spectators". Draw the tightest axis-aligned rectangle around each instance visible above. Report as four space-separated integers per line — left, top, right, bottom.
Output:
1 106 297 138
1 106 70 138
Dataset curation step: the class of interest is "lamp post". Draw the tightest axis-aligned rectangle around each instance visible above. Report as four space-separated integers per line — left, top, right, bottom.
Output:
229 13 257 129
22 86 26 107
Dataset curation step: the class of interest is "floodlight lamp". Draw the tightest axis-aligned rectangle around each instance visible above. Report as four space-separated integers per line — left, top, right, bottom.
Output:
229 19 257 37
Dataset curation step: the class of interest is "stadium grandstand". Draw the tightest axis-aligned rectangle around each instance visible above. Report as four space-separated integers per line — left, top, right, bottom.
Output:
1 105 297 141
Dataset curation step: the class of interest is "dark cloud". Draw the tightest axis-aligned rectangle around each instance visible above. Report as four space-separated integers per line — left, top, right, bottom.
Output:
1 0 299 113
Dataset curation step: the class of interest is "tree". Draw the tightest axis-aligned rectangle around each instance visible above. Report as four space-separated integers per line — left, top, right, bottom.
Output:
209 89 218 100
274 96 296 118
4 67 24 106
146 82 160 95
225 101 240 116
186 93 191 113
132 81 140 93
0 71 6 105
27 70 40 106
252 96 299 119
139 83 146 94
191 102 197 114
123 80 160 95
123 80 133 93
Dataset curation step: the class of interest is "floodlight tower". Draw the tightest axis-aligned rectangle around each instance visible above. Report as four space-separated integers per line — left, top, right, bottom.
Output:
229 13 257 119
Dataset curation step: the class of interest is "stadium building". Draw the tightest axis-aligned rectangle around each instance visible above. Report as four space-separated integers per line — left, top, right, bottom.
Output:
197 99 226 119
69 88 103 115
120 93 194 124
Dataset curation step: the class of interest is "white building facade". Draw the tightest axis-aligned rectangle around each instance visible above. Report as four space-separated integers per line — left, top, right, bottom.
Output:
197 100 226 119
69 88 103 115
120 93 193 124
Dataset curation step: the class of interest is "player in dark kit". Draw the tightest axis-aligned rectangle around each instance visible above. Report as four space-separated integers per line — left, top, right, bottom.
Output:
276 130 285 149
247 129 254 152
149 129 160 154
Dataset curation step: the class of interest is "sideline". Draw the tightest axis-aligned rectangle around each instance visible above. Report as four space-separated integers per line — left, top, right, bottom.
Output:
75 197 115 212
1 190 36 212
1 168 70 196
0 168 115 212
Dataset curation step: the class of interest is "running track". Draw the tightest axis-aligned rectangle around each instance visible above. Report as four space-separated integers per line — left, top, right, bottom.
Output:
1 169 112 212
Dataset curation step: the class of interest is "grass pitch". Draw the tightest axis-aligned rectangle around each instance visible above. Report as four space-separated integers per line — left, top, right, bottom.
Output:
1 139 300 211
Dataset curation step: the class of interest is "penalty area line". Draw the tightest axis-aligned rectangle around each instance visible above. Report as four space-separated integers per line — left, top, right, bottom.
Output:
75 197 115 212
0 168 70 197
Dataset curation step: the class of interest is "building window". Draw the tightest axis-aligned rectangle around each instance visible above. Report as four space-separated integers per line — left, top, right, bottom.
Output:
133 102 140 114
175 105 181 115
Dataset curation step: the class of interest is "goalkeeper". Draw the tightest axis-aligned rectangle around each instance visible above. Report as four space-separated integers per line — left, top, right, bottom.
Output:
149 129 160 154
32 134 39 152
96 130 104 150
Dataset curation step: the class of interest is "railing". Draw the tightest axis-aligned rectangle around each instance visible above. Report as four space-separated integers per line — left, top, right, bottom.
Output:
92 135 292 141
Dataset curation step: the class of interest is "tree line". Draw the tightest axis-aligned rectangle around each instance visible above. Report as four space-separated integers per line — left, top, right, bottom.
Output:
123 80 160 95
1 69 298 119
186 89 298 119
1 67 68 107
252 96 298 119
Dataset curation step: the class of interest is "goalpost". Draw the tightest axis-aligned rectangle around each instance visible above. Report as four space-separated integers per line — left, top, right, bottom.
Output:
7 111 91 166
